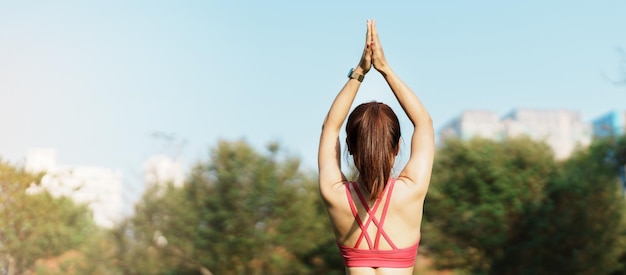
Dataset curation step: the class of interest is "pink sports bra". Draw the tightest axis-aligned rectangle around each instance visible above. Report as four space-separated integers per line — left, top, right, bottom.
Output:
337 178 420 268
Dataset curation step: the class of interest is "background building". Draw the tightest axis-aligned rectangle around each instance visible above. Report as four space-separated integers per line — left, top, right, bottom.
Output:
439 109 592 159
439 110 503 141
592 110 626 138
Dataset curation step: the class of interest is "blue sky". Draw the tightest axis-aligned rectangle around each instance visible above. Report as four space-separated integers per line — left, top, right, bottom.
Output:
1 1 625 188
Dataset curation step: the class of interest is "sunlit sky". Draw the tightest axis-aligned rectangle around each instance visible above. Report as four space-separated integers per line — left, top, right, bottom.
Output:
1 1 625 189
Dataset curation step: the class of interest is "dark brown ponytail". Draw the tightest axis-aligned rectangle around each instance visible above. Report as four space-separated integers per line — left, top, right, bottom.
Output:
346 102 401 201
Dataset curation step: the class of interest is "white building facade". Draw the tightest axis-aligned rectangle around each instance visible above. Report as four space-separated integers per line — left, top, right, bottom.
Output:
439 109 593 159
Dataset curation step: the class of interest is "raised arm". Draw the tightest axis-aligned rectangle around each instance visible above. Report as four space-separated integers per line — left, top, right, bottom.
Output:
370 20 434 193
318 20 373 200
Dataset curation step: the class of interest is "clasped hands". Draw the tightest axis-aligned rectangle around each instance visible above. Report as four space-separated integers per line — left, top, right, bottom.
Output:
355 19 390 78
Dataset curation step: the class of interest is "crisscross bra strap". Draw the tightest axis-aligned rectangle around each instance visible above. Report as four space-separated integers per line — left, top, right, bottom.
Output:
345 182 374 248
345 178 397 250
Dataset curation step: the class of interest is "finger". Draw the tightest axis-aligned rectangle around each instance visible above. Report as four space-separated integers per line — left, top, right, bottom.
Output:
364 19 368 43
364 20 367 45
364 26 369 50
372 20 381 50
365 19 371 47
372 19 381 45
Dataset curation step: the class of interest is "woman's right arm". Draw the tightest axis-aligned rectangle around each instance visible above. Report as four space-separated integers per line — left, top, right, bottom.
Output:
318 20 373 202
371 20 434 194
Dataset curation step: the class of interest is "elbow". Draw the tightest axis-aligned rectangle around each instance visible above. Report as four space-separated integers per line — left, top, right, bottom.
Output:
322 117 342 133
321 116 332 132
414 115 434 139
410 111 432 129
425 114 433 126
420 114 433 129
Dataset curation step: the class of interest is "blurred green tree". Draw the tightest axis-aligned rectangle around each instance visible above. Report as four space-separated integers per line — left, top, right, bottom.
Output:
424 136 626 274
493 136 626 274
422 137 558 273
114 139 343 274
0 159 96 274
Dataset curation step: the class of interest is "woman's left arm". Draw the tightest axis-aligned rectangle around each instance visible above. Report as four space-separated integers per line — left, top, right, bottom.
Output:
318 20 373 202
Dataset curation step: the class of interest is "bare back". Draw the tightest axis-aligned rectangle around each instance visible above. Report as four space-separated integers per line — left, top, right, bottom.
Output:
323 177 427 275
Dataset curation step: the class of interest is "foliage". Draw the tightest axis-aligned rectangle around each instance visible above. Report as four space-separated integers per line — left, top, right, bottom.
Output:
424 136 626 274
0 159 96 274
113 139 343 274
423 137 557 273
491 136 626 274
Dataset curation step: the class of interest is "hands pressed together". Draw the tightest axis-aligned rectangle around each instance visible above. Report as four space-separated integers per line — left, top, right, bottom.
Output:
355 19 390 78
